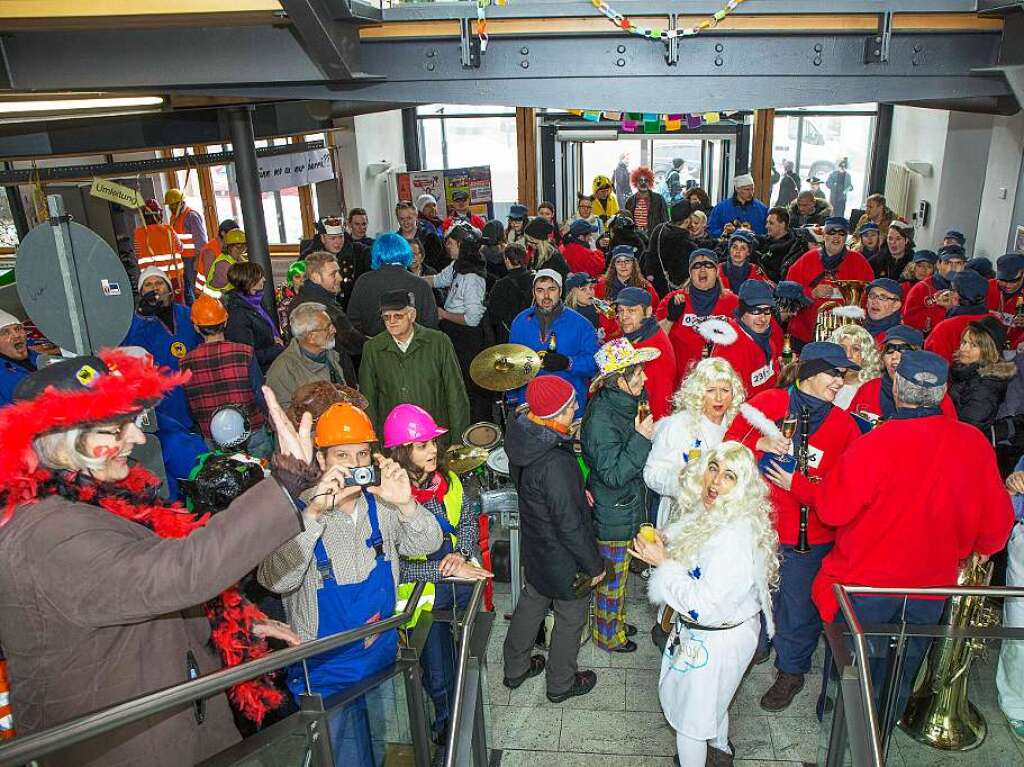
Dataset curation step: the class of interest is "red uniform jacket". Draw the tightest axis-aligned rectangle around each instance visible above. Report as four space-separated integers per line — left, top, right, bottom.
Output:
656 288 739 383
847 376 956 420
561 242 606 278
811 415 1014 621
784 248 875 343
709 317 783 397
718 262 771 292
726 389 861 545
992 288 1024 350
634 328 678 420
923 310 994 363
594 279 660 343
903 276 949 335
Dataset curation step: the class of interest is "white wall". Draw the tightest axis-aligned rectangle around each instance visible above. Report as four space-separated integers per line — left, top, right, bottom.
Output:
888 106 949 247
332 110 406 237
977 111 1024 259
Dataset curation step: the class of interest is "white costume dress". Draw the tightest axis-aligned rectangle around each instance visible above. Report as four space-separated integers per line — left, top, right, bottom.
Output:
648 518 773 742
644 413 728 527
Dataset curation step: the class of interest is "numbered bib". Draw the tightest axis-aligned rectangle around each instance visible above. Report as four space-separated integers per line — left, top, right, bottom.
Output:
750 360 775 388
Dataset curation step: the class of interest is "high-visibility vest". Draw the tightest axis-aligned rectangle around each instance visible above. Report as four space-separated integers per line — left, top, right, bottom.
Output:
0 659 14 740
134 224 186 301
195 240 221 297
170 206 198 261
205 253 238 299
396 472 464 628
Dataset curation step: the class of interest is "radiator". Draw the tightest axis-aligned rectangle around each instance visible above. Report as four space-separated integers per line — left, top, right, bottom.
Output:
885 162 913 220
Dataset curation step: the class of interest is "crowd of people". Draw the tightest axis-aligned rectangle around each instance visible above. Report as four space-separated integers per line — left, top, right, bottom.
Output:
0 167 1021 767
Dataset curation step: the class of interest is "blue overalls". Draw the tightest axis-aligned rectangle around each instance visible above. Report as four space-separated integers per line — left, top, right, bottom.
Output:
287 492 397 764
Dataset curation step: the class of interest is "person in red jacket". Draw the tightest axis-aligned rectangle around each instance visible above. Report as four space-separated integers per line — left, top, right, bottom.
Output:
441 190 486 232
719 229 770 293
706 280 783 397
725 341 862 712
614 287 677 420
657 249 739 383
849 324 956 423
784 217 874 348
924 268 995 362
560 220 606 278
812 350 1014 728
903 246 965 334
862 277 903 342
994 252 1024 352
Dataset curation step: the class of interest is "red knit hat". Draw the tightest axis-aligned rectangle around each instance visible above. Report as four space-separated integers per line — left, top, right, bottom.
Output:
526 375 575 418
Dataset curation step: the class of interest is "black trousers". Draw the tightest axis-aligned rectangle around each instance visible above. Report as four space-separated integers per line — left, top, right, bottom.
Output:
440 319 492 423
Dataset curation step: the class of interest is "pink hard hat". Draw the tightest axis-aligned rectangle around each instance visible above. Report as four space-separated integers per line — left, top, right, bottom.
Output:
382 403 448 449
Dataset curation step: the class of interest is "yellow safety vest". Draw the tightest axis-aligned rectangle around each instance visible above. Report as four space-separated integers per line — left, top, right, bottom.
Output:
396 472 463 628
205 253 237 298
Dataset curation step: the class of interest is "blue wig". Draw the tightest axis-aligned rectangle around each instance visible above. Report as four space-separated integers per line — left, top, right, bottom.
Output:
371 232 414 270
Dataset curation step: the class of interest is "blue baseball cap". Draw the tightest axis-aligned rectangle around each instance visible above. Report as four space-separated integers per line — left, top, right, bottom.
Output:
857 221 880 234
896 350 948 388
564 272 597 293
938 244 967 262
884 324 924 347
738 280 776 308
867 277 902 298
775 280 812 308
688 248 719 268
610 244 638 262
912 249 938 264
996 253 1024 281
799 341 861 374
823 216 849 232
728 229 757 245
615 286 653 308
567 218 599 238
944 229 966 246
968 257 996 280
951 268 988 303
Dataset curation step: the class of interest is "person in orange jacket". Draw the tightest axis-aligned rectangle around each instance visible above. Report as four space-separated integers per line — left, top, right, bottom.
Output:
165 188 208 305
195 219 238 299
133 198 186 303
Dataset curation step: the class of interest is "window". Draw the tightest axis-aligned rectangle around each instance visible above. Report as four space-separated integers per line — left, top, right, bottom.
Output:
0 190 19 249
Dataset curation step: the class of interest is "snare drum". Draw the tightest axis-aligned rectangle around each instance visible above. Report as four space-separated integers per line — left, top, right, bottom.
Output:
462 421 502 451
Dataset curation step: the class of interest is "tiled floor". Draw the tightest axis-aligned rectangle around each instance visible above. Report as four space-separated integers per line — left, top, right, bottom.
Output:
480 579 1024 767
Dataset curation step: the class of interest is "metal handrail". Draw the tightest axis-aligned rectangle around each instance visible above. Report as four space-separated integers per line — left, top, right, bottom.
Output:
444 578 487 767
0 582 427 767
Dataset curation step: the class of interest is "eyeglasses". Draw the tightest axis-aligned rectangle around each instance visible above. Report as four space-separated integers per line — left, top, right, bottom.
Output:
883 343 916 355
311 323 335 335
690 262 717 271
824 228 848 236
746 307 773 316
868 291 901 303
91 413 148 440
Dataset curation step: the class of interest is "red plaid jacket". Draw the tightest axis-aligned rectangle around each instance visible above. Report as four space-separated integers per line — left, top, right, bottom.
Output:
181 341 264 439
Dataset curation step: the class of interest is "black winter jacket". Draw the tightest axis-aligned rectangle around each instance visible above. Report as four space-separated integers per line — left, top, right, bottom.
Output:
505 414 604 600
643 222 696 294
624 191 669 234
223 291 284 373
788 198 833 228
949 360 1016 435
486 267 535 344
759 230 811 283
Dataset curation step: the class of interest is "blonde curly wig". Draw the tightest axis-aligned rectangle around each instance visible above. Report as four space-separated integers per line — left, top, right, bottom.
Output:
828 324 882 383
670 357 746 422
664 440 781 593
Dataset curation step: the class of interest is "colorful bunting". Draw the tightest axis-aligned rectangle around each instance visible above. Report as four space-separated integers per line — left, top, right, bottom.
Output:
562 109 727 133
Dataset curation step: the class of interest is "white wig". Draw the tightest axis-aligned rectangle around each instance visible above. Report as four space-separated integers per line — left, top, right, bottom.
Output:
662 440 781 595
828 323 882 383
670 357 746 425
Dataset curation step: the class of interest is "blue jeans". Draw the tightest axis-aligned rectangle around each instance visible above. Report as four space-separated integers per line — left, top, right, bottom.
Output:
327 695 376 766
182 258 196 305
418 583 472 738
817 595 946 730
772 543 832 674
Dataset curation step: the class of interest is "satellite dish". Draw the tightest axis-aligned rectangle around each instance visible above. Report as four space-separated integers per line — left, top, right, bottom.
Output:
16 217 134 353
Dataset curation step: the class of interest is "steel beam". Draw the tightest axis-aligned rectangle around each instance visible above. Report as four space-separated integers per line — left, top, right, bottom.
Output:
277 0 382 83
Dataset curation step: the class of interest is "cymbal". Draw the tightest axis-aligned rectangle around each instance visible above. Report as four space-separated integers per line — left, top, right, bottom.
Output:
470 343 542 392
445 444 490 475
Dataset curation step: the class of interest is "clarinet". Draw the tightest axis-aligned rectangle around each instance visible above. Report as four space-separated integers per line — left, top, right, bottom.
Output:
794 405 812 554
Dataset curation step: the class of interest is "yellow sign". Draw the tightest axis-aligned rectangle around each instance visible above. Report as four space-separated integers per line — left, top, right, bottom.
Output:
89 178 145 209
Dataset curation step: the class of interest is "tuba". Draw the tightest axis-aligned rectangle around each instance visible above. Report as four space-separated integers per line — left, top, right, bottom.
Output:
813 279 867 341
897 555 999 751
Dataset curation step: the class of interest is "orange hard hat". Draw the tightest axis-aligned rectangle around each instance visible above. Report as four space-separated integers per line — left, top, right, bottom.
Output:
190 294 228 326
315 402 377 448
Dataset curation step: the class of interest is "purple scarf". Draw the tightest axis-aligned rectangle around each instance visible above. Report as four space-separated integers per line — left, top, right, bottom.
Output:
243 292 281 340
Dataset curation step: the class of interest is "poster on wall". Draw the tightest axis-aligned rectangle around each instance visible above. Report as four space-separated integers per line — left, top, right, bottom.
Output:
396 165 494 221
1015 225 1024 253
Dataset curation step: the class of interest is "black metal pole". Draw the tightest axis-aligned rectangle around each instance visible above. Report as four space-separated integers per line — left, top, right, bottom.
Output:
401 107 422 172
868 104 894 195
227 106 276 315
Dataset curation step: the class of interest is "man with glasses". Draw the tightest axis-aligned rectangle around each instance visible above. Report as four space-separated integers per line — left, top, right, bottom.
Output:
849 325 956 422
266 302 352 409
904 245 966 334
0 310 36 406
726 342 862 712
657 248 739 381
359 290 469 442
863 277 904 341
784 216 874 350
708 280 783 396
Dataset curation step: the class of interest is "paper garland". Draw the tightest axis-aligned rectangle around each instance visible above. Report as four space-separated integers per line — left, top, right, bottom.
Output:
567 110 728 132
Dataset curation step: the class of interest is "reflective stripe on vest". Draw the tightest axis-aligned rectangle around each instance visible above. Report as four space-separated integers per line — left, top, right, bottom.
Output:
0 659 13 739
171 208 197 260
395 472 464 628
207 254 237 293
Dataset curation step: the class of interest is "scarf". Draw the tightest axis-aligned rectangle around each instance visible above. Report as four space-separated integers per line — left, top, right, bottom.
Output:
689 282 721 318
535 302 564 340
788 385 832 445
864 310 901 337
724 260 752 293
736 312 774 365
624 315 659 345
527 412 570 434
931 273 951 292
608 275 629 301
878 370 896 419
21 466 283 722
894 405 943 420
945 303 987 319
411 470 447 506
820 246 846 273
243 292 281 340
576 303 599 329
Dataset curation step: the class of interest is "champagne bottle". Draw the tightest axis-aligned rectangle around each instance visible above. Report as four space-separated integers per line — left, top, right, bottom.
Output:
781 334 794 365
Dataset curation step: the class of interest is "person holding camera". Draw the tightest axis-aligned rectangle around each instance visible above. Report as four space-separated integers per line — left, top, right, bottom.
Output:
257 402 442 761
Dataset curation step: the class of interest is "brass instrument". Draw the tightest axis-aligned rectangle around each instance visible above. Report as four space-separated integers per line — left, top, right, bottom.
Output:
898 555 999 751
813 279 867 341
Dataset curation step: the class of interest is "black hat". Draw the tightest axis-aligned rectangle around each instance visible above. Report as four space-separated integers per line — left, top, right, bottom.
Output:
379 289 414 312
509 203 529 219
567 219 599 239
995 253 1024 281
823 216 849 232
523 217 555 240
451 189 470 202
670 199 693 223
968 257 996 280
896 350 948 388
912 249 938 264
481 219 505 246
775 280 812 308
615 287 652 307
938 244 967 261
565 272 597 292
13 355 110 403
951 268 988 303
944 229 966 246
738 280 775 308
688 248 718 269
970 315 1007 351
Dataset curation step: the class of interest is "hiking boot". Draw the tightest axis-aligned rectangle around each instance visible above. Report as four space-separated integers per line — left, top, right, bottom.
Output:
706 742 735 766
503 654 545 689
651 623 669 653
759 671 805 711
547 670 597 703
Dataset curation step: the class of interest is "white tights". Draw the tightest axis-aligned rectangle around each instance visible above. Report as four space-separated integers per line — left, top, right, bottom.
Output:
675 715 731 767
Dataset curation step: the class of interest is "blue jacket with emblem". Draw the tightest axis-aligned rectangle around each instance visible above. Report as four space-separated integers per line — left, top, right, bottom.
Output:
707 194 769 237
0 350 38 406
508 304 598 407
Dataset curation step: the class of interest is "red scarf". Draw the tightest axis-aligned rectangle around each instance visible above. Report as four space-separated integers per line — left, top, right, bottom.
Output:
410 471 447 506
25 465 283 723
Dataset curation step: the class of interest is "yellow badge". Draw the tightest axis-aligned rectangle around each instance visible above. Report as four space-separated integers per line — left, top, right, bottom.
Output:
170 341 187 359
75 365 98 386
688 448 702 462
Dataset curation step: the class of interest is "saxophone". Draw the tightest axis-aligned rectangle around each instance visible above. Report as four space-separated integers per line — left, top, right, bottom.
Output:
897 555 999 751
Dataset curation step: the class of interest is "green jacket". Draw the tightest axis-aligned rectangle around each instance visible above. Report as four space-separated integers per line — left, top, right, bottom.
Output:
580 386 652 542
359 324 470 442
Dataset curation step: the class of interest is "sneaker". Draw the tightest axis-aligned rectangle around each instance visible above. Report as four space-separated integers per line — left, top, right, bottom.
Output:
547 670 597 703
503 654 545 689
1007 715 1024 743
608 639 638 653
759 671 805 711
